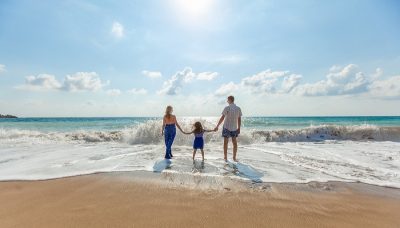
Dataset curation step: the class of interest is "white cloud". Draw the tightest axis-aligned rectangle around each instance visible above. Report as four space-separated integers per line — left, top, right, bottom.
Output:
214 69 302 97
294 64 369 96
342 72 369 94
158 67 218 95
111 21 124 38
371 68 383 80
106 89 121 96
142 70 162 79
17 72 109 92
326 64 359 84
227 65 396 99
62 72 108 92
329 65 342 72
215 82 239 96
197 72 219 80
16 74 62 91
368 75 400 98
158 68 191 95
127 88 147 95
0 64 6 73
241 70 289 94
281 74 302 93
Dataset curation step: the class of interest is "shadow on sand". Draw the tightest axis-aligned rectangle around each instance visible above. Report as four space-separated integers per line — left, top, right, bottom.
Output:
191 160 205 173
153 159 172 173
224 161 264 183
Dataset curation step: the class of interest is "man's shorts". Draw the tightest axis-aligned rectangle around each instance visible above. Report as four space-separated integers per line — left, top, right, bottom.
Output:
222 128 239 138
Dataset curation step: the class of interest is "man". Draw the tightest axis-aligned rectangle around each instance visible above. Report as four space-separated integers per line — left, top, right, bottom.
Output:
214 95 242 162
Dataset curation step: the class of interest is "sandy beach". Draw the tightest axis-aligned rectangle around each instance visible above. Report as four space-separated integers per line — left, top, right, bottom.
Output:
2 0 400 227
0 172 399 228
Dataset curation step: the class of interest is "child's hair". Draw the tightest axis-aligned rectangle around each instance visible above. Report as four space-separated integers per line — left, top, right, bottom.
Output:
164 106 173 118
193 121 203 134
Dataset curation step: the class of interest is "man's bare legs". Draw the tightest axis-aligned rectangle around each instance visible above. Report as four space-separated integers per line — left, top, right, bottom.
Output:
232 137 238 162
223 137 229 161
223 137 238 161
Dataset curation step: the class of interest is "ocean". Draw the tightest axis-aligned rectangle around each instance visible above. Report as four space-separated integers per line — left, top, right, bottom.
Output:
0 116 399 187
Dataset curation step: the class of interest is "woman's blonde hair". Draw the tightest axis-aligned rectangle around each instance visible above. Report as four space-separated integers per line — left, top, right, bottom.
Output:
164 105 173 118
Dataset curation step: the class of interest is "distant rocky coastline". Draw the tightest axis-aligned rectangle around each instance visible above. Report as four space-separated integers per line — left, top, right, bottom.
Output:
0 114 18 118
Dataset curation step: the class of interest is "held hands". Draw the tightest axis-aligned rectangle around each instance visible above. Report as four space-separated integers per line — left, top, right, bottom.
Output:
213 127 218 132
181 130 190 135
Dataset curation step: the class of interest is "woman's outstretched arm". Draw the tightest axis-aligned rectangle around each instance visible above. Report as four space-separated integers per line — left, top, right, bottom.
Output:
174 116 184 133
161 117 166 136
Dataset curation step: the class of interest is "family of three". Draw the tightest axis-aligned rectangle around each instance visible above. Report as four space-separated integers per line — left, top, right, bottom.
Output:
161 95 242 162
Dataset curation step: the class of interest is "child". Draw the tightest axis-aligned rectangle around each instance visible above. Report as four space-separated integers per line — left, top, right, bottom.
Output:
184 122 215 161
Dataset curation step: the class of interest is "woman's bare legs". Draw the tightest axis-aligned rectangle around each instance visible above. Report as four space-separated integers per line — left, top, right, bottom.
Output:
200 149 205 161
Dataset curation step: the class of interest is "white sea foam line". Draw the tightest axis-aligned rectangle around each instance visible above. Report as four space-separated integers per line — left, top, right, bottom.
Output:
0 138 399 187
240 145 282 156
240 142 400 186
281 150 399 186
298 142 400 175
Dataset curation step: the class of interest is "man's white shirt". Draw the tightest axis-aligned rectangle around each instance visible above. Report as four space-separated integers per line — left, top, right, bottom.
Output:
222 103 242 131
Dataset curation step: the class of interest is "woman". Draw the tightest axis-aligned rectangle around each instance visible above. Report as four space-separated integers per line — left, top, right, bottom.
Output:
161 106 184 159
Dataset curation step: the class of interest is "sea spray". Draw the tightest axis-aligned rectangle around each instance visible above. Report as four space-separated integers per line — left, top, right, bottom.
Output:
1 123 399 144
1 117 400 187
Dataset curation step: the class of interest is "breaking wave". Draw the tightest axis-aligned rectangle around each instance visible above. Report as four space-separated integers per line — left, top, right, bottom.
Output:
1 120 399 144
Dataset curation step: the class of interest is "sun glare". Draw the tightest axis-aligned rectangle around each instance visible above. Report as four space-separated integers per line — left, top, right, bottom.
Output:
171 0 214 23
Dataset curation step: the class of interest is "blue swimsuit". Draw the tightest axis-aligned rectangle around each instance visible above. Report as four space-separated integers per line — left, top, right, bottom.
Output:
193 131 204 150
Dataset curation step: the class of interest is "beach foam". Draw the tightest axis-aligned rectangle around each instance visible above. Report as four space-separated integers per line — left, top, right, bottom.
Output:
1 118 399 188
1 121 399 144
0 137 399 187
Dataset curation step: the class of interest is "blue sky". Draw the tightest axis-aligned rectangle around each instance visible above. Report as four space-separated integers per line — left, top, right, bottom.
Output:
0 0 399 117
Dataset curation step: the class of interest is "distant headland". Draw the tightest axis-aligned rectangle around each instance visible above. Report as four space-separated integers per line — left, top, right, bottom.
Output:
0 114 18 118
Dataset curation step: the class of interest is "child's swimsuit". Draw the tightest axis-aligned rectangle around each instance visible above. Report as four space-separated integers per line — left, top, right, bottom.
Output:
193 131 204 149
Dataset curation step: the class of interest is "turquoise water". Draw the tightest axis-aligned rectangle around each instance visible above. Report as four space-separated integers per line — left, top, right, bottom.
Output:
1 116 399 132
0 117 154 132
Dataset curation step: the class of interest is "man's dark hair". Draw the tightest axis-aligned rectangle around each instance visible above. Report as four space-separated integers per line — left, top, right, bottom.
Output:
228 95 234 102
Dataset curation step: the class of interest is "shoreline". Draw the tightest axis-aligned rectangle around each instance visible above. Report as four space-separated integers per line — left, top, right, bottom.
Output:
1 171 399 228
1 170 400 193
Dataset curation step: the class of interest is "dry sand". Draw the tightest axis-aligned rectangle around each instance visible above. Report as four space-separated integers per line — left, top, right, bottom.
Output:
0 172 399 228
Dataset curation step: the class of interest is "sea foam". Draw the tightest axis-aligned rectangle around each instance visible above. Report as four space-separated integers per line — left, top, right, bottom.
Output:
1 118 399 188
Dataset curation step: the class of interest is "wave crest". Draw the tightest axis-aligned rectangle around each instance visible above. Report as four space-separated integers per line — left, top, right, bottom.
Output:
252 125 400 142
1 122 399 144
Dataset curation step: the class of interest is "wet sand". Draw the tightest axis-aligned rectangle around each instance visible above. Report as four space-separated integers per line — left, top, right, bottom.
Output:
0 172 399 228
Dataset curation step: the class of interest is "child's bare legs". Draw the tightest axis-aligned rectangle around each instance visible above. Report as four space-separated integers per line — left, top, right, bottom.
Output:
223 137 229 161
192 149 197 160
200 149 204 161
